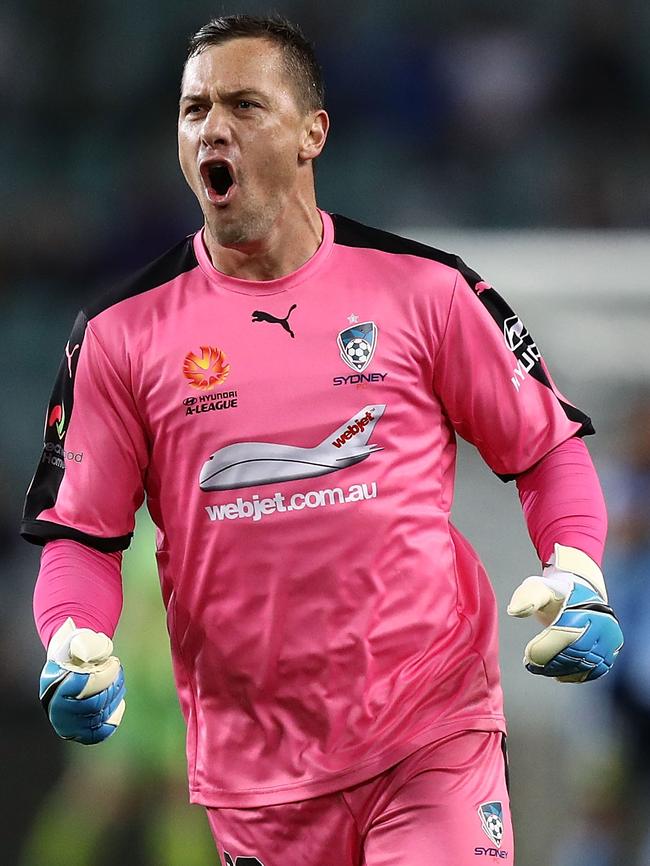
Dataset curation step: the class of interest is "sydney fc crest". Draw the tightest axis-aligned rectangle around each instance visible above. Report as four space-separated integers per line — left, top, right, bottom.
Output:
478 801 504 848
337 321 378 372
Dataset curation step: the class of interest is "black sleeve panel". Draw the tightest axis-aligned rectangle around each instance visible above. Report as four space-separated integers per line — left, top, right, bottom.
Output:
20 519 132 553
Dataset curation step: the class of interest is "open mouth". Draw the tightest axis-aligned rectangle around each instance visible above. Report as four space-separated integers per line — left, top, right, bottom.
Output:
209 163 233 196
202 160 235 204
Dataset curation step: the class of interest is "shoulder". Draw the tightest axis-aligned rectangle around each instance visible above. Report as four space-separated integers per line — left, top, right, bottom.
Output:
330 213 484 291
83 234 198 324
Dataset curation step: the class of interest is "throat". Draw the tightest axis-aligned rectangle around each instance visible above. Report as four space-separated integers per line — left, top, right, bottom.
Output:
203 210 324 282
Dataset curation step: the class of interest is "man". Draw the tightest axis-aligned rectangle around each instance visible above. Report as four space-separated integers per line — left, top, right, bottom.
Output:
23 15 623 865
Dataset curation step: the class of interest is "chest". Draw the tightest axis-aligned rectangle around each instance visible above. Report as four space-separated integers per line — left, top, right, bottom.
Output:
135 288 438 460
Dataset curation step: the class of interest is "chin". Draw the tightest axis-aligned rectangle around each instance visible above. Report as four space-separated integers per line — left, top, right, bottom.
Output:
209 208 276 249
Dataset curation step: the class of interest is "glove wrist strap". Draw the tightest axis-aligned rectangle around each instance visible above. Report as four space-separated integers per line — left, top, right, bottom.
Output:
548 543 607 602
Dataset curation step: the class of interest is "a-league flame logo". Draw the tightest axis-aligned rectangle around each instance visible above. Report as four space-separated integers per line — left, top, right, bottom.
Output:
337 321 378 373
183 346 231 390
478 801 504 848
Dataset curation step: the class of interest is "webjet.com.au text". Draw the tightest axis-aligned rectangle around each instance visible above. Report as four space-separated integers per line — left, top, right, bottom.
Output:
205 481 378 523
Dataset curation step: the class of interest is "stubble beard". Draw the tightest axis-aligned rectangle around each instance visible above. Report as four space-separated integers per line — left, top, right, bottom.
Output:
206 193 281 249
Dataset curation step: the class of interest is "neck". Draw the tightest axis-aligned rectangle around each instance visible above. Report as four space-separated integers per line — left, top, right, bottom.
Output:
203 198 323 282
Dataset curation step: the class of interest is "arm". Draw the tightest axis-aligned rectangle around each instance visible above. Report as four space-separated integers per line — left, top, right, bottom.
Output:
23 309 147 740
509 437 623 681
34 539 124 647
516 436 607 567
35 539 127 744
430 267 621 681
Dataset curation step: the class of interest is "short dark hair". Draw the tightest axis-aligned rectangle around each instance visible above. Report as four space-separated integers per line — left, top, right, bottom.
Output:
186 14 324 113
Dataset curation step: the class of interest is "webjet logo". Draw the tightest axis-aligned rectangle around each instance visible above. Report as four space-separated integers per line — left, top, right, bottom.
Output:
331 410 375 448
199 404 385 492
205 480 378 524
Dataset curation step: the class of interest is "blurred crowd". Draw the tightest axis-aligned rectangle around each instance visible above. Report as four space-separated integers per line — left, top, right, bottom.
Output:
1 1 649 864
2 0 649 294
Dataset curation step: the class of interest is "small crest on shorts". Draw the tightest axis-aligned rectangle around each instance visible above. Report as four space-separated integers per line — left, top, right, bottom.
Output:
478 801 504 848
337 321 378 372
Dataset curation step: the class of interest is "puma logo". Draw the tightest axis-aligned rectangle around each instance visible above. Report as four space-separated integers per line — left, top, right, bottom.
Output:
65 341 80 377
251 304 297 338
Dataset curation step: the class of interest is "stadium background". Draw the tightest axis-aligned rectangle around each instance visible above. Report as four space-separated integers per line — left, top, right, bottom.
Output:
2 1 649 864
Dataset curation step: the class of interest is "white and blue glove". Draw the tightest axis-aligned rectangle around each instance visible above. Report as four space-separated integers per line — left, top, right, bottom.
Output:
507 544 623 682
39 617 126 744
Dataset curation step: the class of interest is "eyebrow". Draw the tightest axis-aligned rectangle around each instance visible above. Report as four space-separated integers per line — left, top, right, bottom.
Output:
179 89 266 106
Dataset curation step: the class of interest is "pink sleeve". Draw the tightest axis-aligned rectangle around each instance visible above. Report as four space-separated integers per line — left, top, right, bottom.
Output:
516 437 607 567
432 273 593 477
22 311 147 552
34 539 124 648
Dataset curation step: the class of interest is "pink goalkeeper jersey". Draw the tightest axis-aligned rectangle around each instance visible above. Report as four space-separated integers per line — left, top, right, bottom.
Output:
22 211 593 806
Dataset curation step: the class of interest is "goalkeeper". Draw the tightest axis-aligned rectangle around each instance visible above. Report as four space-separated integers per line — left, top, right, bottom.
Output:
21 13 622 866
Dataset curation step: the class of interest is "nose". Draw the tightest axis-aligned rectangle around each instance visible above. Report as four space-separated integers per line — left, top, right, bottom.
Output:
200 104 231 149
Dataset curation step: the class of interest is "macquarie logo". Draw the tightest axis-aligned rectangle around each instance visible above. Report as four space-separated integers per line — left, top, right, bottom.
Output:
199 404 386 492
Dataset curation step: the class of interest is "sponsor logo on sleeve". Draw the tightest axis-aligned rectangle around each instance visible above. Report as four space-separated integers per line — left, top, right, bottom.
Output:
47 404 66 440
502 316 542 392
503 316 528 352
41 442 83 469
64 341 81 378
183 346 231 390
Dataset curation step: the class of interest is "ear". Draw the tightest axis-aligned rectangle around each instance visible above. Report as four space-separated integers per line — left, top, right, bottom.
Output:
298 109 330 163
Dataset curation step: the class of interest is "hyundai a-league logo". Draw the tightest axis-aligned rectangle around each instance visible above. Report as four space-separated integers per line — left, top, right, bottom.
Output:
183 346 231 391
337 321 377 372
478 801 504 848
503 316 529 352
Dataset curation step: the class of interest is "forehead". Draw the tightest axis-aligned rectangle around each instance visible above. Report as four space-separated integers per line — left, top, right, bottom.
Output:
182 37 293 99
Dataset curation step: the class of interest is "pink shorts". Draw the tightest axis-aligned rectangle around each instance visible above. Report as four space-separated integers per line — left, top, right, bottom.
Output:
206 730 514 865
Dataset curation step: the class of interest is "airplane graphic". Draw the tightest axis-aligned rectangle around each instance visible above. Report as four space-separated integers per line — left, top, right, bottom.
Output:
199 404 386 491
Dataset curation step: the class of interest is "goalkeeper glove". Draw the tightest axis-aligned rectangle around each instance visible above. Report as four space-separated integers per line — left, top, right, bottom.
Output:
39 617 126 744
507 543 623 682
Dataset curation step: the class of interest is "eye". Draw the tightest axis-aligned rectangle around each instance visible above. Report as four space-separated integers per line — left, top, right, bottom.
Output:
184 103 205 117
236 100 258 110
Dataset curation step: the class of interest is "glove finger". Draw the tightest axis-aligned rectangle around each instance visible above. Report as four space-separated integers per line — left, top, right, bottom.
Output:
76 662 124 700
107 698 126 727
81 685 126 724
68 630 113 665
75 717 123 745
61 671 125 716
56 665 124 703
507 576 564 620
49 681 126 738
528 615 624 681
524 624 587 667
